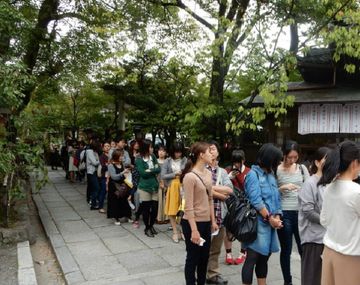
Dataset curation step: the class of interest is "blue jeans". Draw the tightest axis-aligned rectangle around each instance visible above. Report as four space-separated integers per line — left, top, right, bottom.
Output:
277 210 302 284
98 177 107 209
87 173 100 208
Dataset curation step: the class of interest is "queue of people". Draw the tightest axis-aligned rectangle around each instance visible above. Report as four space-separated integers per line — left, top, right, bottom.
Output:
53 137 360 285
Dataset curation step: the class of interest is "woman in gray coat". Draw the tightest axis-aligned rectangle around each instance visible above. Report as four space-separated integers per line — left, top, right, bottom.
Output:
162 142 187 243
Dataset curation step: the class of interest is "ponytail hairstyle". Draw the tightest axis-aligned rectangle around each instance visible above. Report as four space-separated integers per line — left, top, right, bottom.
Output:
318 141 360 186
256 143 283 174
180 141 210 182
309 147 331 175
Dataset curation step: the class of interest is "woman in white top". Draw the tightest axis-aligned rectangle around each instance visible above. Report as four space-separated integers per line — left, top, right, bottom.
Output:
319 141 360 285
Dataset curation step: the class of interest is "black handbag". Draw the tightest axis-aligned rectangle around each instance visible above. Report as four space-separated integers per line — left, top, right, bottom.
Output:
224 191 258 243
114 182 130 198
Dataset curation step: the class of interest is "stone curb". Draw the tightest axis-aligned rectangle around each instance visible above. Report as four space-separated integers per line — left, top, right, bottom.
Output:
33 193 85 284
17 240 37 285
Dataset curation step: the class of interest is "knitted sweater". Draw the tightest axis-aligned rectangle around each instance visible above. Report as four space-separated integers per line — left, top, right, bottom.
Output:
135 154 161 193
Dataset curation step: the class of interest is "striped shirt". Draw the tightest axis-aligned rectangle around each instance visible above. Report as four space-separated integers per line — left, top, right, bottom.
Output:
277 164 309 211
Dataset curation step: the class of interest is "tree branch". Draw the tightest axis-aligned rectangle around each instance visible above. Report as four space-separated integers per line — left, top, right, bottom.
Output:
226 0 239 22
53 12 97 25
149 0 215 31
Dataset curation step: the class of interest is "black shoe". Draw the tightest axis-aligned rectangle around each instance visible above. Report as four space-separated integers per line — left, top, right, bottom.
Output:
206 275 228 285
90 206 99 210
284 283 293 285
150 226 158 235
144 228 154 237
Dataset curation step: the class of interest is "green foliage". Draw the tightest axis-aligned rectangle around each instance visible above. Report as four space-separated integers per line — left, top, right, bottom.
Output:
322 1 360 66
0 62 33 109
0 138 48 226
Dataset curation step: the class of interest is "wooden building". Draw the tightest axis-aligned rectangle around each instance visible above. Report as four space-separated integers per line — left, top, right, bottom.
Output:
241 48 360 160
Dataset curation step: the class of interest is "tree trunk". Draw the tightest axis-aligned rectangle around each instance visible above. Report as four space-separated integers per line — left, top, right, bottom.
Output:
290 22 299 53
19 0 60 112
209 51 227 144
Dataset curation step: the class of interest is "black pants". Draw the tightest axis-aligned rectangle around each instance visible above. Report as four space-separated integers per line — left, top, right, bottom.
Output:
242 248 271 284
301 243 324 285
142 201 158 229
181 219 211 285
277 210 302 284
86 174 91 203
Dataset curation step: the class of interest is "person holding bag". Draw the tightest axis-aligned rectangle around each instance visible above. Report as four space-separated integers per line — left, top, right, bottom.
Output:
107 149 132 225
242 143 283 285
224 149 250 265
180 142 218 285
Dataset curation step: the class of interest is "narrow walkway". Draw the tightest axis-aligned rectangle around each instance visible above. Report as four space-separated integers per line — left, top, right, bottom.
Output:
33 170 300 285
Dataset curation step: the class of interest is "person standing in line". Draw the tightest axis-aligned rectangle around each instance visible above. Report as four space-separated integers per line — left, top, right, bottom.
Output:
50 143 60 170
110 137 131 166
75 141 86 182
107 149 132 225
85 140 101 210
162 142 187 242
319 141 360 285
129 140 141 228
277 140 309 285
181 141 218 285
156 144 169 224
205 141 233 285
68 143 79 183
224 149 250 265
98 142 111 214
60 141 70 179
242 143 283 285
298 147 330 285
135 139 161 237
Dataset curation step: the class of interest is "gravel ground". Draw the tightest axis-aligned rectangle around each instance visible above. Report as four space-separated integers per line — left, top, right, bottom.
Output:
0 243 17 285
29 199 66 285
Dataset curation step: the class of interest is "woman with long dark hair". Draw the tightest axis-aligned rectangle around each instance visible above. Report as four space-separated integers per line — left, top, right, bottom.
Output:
298 147 331 285
277 140 309 285
180 142 218 285
162 142 187 243
98 141 110 214
242 143 283 285
319 141 360 285
135 139 161 237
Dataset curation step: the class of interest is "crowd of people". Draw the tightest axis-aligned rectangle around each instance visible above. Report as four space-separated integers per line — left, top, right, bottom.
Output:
51 137 360 285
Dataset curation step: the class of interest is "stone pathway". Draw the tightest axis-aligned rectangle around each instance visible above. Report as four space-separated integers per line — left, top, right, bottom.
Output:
33 170 301 285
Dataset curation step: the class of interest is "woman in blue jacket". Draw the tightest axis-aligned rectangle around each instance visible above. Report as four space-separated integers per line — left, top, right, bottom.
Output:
242 143 283 285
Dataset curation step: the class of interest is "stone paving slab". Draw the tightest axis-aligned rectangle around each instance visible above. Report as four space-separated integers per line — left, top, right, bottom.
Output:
116 248 171 275
34 170 301 285
102 235 148 254
17 241 37 285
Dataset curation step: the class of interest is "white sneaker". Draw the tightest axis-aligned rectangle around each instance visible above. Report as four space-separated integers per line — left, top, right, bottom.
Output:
114 221 121 226
128 201 135 210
